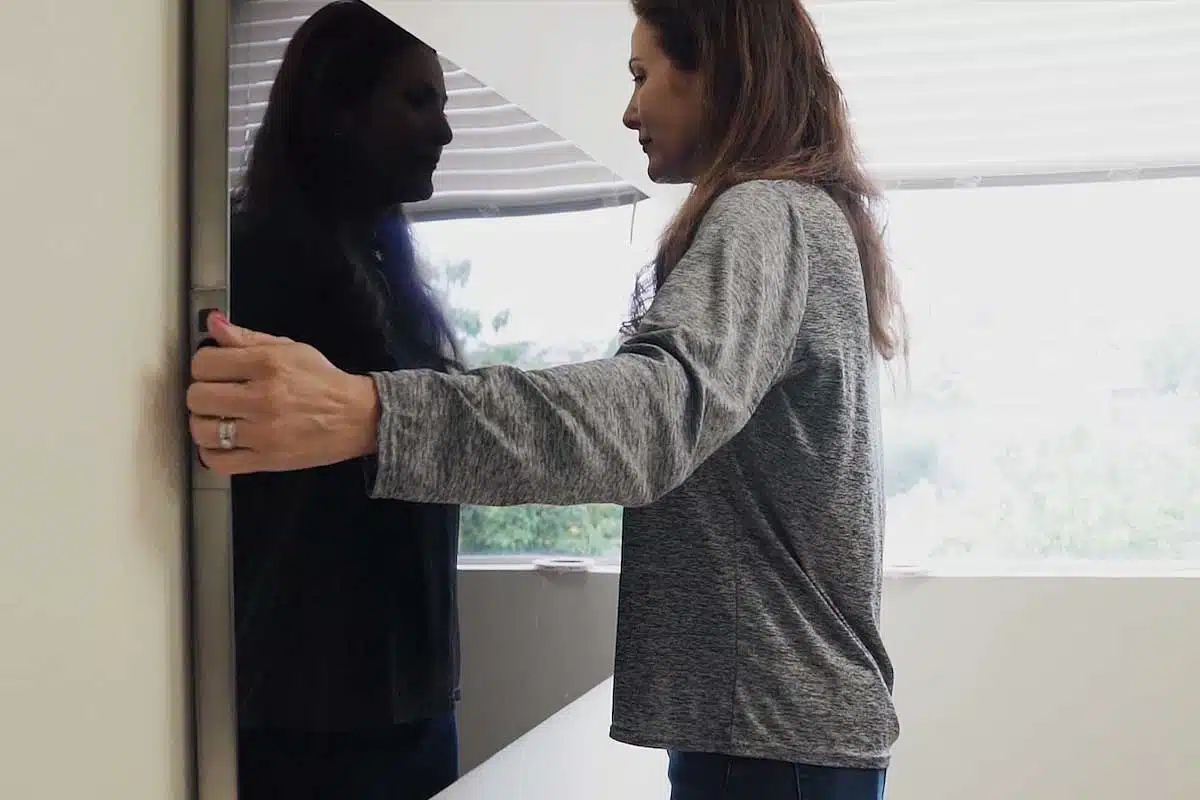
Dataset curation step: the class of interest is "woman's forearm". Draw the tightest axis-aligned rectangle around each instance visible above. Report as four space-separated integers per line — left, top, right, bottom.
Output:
367 351 705 507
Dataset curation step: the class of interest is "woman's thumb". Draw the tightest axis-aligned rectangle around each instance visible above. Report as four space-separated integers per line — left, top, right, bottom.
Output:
208 311 288 347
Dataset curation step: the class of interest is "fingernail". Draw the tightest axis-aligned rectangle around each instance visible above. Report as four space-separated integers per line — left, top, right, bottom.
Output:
210 311 228 327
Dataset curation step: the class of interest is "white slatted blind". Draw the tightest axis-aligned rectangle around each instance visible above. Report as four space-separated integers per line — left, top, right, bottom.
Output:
811 1 1200 187
229 0 644 220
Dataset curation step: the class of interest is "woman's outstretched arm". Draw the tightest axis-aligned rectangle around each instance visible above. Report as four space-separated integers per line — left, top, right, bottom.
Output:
188 182 811 496
367 181 810 507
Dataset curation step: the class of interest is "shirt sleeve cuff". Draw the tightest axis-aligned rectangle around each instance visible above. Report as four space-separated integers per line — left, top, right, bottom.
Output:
365 369 431 500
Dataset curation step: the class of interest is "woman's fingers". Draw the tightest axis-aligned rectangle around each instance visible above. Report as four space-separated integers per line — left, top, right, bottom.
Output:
194 445 266 476
186 379 262 418
191 344 278 383
207 313 291 347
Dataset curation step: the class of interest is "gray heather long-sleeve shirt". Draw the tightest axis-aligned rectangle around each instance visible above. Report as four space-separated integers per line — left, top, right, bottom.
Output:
368 179 899 769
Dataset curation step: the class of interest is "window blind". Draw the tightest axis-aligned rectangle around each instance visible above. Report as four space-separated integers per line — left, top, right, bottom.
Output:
810 1 1200 188
229 0 645 220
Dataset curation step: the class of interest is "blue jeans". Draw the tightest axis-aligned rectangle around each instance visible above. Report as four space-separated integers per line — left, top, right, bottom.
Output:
668 751 887 800
238 712 459 800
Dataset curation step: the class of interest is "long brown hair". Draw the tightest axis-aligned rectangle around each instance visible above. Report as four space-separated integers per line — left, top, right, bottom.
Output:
627 0 907 361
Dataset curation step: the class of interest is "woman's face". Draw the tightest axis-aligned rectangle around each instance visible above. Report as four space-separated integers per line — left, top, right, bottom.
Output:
622 19 705 184
349 45 453 204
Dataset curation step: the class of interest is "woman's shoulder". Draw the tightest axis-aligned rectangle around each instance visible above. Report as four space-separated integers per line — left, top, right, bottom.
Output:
712 180 846 229
696 181 855 265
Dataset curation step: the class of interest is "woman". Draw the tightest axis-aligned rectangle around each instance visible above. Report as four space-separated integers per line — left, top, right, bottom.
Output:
192 1 906 797
223 3 461 798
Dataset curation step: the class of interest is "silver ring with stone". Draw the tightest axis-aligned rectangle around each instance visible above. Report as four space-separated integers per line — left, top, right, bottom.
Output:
217 418 237 451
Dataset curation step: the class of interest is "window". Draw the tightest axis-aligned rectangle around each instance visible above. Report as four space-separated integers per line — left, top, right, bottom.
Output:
881 177 1200 566
416 177 1200 565
412 196 679 559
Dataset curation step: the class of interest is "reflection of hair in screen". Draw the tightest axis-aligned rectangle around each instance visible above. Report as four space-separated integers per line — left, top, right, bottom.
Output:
228 2 461 797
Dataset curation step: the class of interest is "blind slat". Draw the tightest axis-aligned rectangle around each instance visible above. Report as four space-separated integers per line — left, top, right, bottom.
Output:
228 0 644 219
812 2 1200 178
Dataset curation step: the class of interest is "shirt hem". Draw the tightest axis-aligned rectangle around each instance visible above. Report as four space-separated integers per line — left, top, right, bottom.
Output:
608 725 891 771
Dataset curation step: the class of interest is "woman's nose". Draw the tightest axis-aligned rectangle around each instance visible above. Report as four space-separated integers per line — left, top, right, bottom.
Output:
435 113 453 147
622 100 639 131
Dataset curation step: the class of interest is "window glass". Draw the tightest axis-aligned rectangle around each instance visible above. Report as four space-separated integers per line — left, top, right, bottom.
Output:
415 178 1200 565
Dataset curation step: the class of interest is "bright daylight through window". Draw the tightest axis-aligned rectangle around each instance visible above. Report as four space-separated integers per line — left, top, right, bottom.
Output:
413 177 1200 567
405 1 1200 568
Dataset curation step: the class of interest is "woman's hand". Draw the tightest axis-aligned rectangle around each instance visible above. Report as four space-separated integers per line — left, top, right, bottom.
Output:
188 312 380 475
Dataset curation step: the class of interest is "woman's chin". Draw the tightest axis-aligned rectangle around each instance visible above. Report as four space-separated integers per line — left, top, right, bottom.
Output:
646 160 667 183
397 177 436 204
645 154 692 185
647 167 686 185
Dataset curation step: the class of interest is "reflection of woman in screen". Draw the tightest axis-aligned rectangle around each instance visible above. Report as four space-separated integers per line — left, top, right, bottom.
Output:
228 2 459 797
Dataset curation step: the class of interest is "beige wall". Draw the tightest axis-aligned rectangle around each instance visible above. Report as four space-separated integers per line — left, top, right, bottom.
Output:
0 2 190 799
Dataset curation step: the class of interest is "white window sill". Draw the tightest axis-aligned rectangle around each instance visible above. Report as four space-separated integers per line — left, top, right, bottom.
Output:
456 557 1200 579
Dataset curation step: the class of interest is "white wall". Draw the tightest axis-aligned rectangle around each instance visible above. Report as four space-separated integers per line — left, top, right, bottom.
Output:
456 572 1200 799
882 576 1200 799
0 2 190 799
